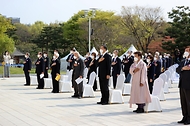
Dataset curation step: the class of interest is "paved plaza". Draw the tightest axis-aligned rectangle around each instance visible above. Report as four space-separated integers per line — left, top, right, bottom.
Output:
0 77 183 126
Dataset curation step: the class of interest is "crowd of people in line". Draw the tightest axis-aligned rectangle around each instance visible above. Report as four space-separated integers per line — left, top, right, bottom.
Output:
2 45 190 124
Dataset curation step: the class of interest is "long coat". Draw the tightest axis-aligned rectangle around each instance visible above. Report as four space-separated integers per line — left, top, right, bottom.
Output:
129 60 151 107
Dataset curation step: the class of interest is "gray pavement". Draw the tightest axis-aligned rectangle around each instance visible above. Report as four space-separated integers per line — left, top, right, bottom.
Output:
0 77 183 126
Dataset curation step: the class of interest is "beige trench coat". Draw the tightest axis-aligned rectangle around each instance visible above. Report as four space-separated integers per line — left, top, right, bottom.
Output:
129 60 151 107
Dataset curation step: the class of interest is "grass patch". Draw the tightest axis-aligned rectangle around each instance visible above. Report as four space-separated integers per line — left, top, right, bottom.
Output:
0 66 66 75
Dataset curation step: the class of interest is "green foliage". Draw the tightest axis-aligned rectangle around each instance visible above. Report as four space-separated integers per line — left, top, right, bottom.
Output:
162 6 190 52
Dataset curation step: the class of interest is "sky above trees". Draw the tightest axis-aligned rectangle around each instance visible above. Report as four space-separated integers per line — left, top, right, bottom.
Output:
0 0 189 24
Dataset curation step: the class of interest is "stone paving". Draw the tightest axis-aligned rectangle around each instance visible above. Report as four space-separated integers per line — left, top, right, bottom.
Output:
0 77 183 126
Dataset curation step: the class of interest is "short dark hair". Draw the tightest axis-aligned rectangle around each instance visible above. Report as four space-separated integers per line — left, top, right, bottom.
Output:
134 51 142 58
147 54 153 60
26 52 30 56
38 52 42 55
101 45 107 50
43 52 47 54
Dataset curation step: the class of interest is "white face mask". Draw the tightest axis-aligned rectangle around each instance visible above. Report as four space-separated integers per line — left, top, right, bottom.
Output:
25 55 28 58
183 51 189 58
154 57 157 61
134 57 138 62
100 49 103 54
74 56 77 59
43 54 47 57
146 59 150 63
70 51 73 54
112 54 116 57
91 55 94 59
37 55 40 58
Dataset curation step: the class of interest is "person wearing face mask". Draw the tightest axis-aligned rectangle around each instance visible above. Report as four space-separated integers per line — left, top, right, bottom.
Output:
35 52 45 89
87 52 97 91
66 48 75 71
23 52 32 86
3 51 11 78
154 55 161 79
146 55 155 94
50 53 60 93
97 45 111 105
111 50 121 89
129 51 151 113
122 51 134 83
84 52 92 68
43 52 49 78
176 47 190 125
71 52 85 99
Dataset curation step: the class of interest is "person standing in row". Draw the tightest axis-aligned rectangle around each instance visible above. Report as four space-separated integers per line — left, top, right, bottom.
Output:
111 50 121 89
3 51 11 78
154 55 161 79
97 45 111 105
87 52 97 91
43 52 49 78
35 52 45 89
176 47 190 125
51 52 60 93
23 52 32 86
66 48 75 71
129 51 151 113
71 52 84 99
122 51 134 83
146 55 155 94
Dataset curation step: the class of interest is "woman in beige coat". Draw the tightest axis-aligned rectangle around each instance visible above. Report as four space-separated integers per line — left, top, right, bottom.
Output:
129 51 151 113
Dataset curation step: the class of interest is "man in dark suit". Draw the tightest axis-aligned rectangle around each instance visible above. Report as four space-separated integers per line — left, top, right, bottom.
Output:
154 55 161 79
176 47 190 125
23 52 32 86
97 45 111 105
72 52 84 99
35 52 45 89
122 51 134 83
43 52 49 78
111 50 121 89
84 52 92 68
66 48 75 71
51 53 60 93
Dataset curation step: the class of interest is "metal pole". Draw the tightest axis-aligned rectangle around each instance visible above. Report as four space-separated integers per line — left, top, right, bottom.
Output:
89 17 91 52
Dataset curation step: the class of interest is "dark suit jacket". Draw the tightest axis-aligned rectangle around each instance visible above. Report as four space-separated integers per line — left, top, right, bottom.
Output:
87 59 97 79
147 61 156 80
35 58 45 74
51 58 60 75
122 56 134 74
23 58 32 71
72 58 84 79
154 60 161 77
176 59 190 89
66 54 74 70
112 57 121 76
84 57 92 68
44 57 49 69
97 53 111 79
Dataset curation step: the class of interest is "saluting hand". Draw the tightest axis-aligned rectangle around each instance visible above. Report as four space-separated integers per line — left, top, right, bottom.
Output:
99 57 105 62
133 68 140 73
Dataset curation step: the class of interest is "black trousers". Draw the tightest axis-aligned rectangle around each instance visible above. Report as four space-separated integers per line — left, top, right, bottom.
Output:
72 76 83 97
99 78 109 103
37 73 44 89
180 88 190 121
112 74 117 89
44 69 48 78
24 70 30 85
52 74 59 93
148 77 154 94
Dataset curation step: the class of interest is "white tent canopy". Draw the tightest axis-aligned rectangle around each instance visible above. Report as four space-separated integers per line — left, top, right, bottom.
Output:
119 44 137 59
90 47 98 55
60 53 84 71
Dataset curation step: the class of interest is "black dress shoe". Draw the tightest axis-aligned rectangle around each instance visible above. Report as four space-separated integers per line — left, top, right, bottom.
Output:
184 121 190 125
136 108 144 113
133 108 139 113
36 87 39 89
178 117 187 123
102 102 109 105
97 102 102 104
24 84 30 86
78 96 82 99
72 95 78 98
